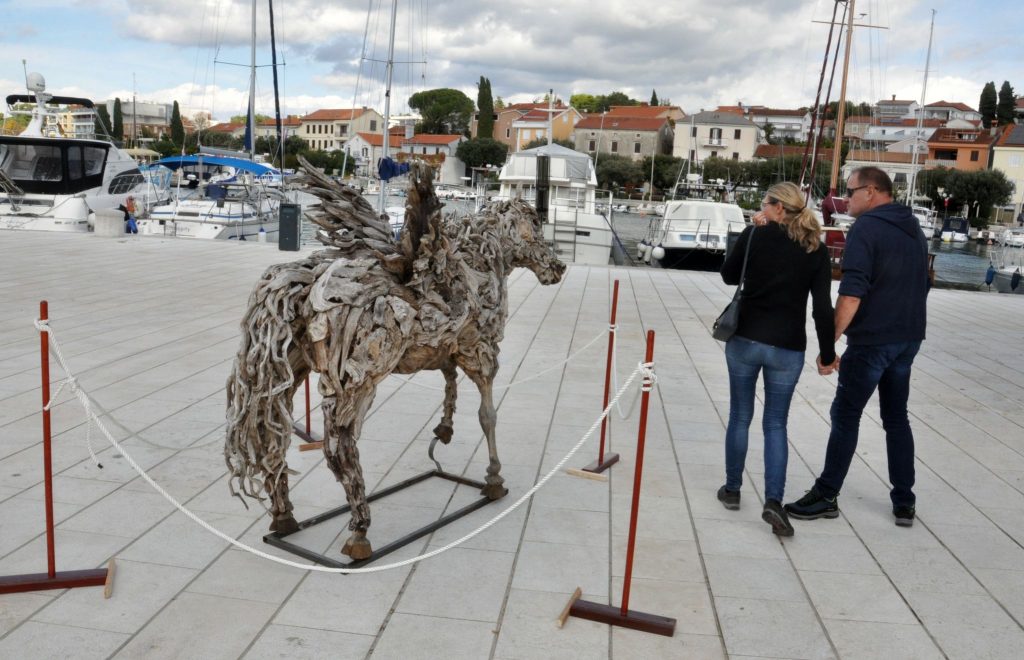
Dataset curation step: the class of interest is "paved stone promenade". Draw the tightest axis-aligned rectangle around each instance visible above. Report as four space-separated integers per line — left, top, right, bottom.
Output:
1 230 1023 659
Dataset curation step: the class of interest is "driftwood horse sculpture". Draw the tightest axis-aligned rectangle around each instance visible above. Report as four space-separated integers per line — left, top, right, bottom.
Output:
225 159 565 559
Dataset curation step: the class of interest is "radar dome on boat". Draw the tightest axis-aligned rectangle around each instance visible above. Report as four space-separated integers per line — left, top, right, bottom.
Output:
26 72 45 93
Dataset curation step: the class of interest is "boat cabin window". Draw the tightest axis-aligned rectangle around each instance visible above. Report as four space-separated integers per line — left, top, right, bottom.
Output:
108 168 145 194
0 139 109 194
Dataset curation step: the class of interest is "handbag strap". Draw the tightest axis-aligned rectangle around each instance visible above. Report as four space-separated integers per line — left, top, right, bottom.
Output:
732 226 755 300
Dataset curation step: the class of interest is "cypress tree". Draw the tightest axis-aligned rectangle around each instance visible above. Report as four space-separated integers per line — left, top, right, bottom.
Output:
978 82 997 128
997 81 1017 126
95 104 112 137
651 89 659 106
112 98 124 143
171 101 185 146
477 76 495 139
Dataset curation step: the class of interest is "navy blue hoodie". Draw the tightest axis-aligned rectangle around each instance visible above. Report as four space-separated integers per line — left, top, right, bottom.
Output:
838 202 929 345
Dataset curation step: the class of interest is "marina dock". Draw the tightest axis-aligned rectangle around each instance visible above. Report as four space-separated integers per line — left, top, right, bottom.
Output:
2 230 1024 659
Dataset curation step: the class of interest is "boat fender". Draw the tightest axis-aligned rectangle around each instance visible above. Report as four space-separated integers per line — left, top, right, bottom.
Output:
985 265 996 286
651 245 665 261
1013 269 1021 292
641 243 652 263
637 240 648 260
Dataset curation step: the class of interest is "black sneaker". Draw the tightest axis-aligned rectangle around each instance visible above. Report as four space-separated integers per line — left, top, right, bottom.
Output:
717 485 740 510
784 487 839 520
893 505 916 527
762 500 794 536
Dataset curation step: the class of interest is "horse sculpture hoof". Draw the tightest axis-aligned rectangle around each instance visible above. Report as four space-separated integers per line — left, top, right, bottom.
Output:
481 484 508 500
433 423 454 444
269 515 300 535
341 533 373 560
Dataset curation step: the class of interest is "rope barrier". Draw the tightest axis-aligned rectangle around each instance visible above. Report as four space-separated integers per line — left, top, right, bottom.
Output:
35 316 655 575
387 325 602 390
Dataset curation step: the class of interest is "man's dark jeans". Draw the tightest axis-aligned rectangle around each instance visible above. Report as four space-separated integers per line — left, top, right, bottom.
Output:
814 341 922 508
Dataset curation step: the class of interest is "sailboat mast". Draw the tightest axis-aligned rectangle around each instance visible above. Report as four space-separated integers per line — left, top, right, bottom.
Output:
378 0 399 214
269 0 284 168
248 0 257 162
828 0 856 195
906 9 936 205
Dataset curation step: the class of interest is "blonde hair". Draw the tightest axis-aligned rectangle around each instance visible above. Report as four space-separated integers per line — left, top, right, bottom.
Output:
765 182 821 252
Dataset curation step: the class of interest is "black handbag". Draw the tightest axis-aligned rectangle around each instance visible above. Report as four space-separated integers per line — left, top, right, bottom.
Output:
712 228 755 342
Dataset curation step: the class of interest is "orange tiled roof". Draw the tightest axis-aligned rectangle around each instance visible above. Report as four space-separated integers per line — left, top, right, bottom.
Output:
994 123 1024 147
925 100 977 112
927 128 997 146
258 116 301 127
574 116 668 131
304 108 367 121
845 150 914 164
747 108 806 117
402 134 462 145
355 132 384 146
605 104 678 117
207 122 243 132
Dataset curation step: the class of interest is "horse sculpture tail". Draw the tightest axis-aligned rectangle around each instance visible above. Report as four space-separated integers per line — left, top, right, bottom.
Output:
224 259 317 509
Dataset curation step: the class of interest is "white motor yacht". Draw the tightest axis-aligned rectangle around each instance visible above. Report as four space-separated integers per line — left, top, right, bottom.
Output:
645 199 746 269
494 144 614 266
0 73 163 233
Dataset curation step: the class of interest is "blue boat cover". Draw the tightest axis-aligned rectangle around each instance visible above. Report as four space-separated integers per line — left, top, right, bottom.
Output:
152 155 280 176
378 157 410 182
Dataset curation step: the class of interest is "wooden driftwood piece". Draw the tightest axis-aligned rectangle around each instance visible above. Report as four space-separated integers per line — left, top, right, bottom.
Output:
225 158 565 559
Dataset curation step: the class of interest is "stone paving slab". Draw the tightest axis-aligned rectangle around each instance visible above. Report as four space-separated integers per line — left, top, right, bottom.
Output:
1 230 1024 658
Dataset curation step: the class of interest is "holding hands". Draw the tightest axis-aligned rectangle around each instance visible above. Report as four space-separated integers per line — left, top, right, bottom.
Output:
817 354 840 376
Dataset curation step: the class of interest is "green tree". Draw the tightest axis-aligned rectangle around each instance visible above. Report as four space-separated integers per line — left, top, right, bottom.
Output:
600 91 637 111
112 98 123 143
476 76 495 139
494 96 505 110
922 167 1013 227
979 82 998 128
150 138 178 158
570 93 600 113
595 153 644 190
95 104 112 137
650 89 659 106
229 113 271 125
455 137 508 169
523 137 574 150
997 81 1017 126
170 101 185 147
409 88 475 135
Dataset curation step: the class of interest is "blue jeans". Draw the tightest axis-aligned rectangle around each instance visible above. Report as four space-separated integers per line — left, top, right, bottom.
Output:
814 341 921 508
724 337 805 502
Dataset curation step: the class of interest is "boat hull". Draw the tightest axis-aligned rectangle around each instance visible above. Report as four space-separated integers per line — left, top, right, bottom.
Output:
994 270 1024 294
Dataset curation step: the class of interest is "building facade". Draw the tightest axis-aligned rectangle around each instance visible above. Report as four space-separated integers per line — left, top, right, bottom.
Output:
572 115 673 161
672 111 761 162
299 108 384 152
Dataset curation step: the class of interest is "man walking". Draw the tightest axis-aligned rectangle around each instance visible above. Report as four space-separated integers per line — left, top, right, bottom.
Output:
786 166 930 527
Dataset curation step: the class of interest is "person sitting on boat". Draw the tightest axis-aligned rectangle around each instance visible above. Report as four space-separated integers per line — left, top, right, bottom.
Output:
118 196 139 234
716 181 837 537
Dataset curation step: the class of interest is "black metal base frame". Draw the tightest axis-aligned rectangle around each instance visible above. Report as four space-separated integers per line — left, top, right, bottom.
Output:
291 421 322 444
263 469 500 569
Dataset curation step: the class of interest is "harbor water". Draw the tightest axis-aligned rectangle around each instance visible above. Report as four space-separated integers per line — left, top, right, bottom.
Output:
301 199 994 291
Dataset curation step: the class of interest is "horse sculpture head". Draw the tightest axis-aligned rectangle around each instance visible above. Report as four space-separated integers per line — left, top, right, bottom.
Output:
498 199 566 285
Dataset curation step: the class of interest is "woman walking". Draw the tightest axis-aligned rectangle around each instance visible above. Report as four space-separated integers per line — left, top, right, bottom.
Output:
717 182 837 536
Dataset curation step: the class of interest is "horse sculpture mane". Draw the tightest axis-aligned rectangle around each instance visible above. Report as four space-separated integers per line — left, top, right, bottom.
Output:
224 158 565 559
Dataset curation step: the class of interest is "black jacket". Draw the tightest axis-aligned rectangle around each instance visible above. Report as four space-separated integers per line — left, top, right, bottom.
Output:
721 223 836 364
837 202 929 345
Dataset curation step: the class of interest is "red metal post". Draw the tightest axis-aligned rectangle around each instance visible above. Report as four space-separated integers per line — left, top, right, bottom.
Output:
620 329 654 615
40 301 56 578
583 280 620 473
304 376 312 436
0 302 109 594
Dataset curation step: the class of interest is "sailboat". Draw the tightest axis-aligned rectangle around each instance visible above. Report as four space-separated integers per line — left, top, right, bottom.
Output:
137 0 284 241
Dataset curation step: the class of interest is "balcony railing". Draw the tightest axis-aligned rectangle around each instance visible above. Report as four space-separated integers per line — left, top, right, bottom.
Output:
703 137 728 147
925 159 957 168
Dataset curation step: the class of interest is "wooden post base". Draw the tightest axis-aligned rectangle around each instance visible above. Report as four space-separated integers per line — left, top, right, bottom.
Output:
569 598 676 636
582 453 619 474
0 568 109 595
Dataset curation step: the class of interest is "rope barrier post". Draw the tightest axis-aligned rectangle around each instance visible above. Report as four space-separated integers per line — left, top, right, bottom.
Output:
0 301 109 595
583 279 620 474
568 330 676 636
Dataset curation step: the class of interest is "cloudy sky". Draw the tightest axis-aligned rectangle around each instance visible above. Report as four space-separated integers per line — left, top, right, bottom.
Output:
1 0 1019 122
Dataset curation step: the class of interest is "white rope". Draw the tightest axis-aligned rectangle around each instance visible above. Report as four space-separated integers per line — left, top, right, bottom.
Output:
610 333 644 419
36 316 655 574
390 327 607 392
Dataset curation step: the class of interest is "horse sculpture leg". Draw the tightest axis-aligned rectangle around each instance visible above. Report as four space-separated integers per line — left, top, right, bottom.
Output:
432 362 458 444
321 393 374 560
267 474 300 535
466 366 507 500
